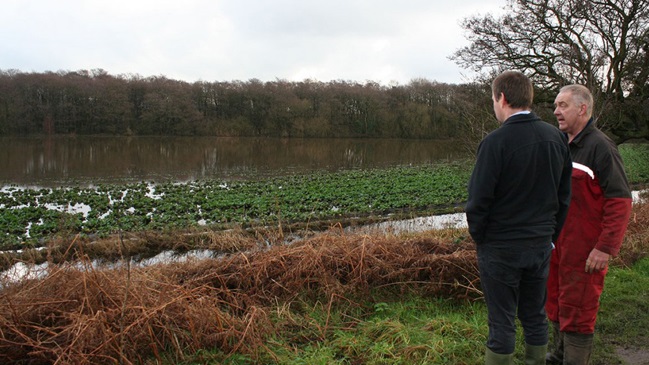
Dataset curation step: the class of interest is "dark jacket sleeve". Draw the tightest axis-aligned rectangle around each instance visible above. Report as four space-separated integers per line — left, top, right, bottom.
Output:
552 141 572 243
595 140 632 256
598 198 632 256
466 138 500 245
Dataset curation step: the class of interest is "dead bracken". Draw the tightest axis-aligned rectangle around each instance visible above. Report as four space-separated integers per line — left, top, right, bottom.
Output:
1 200 647 364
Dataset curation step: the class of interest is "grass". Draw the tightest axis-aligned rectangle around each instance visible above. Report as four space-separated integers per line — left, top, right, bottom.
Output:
619 143 649 187
158 258 649 365
262 296 489 365
152 294 491 365
594 259 649 364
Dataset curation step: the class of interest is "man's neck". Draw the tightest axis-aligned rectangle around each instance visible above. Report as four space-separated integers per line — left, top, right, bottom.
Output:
510 110 531 117
568 119 591 143
503 108 530 120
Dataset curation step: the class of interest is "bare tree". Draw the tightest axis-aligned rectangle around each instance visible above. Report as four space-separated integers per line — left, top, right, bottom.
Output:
452 0 649 142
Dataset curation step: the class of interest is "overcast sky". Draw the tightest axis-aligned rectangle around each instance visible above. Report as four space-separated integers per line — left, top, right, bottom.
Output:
2 0 507 85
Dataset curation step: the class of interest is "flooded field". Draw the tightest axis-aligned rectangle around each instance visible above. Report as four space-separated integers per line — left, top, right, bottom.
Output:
0 136 468 187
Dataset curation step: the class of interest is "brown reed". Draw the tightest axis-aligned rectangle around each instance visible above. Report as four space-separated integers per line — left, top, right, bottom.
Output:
2 200 647 364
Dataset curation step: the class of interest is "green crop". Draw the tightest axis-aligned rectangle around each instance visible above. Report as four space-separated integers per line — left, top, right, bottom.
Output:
0 163 472 248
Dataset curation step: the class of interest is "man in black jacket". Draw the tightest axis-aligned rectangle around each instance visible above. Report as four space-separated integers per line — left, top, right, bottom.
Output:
466 70 572 365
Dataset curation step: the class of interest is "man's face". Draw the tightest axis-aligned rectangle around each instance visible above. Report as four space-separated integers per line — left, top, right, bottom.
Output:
554 91 585 135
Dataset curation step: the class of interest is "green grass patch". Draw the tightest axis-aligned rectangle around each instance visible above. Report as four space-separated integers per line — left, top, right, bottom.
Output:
594 257 649 364
619 142 649 186
163 258 649 365
167 296 490 365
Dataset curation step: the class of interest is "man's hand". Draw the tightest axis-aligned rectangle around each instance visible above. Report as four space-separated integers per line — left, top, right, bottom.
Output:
585 248 610 273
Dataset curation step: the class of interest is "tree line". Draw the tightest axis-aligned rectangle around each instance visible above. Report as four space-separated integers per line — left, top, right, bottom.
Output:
0 69 492 140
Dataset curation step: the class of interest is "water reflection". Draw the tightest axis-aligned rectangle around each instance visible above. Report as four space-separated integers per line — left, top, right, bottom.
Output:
0 213 469 286
0 136 468 187
350 213 468 235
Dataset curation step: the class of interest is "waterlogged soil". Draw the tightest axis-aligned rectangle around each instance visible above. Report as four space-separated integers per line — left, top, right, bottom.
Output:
616 346 649 365
0 211 469 281
0 164 472 249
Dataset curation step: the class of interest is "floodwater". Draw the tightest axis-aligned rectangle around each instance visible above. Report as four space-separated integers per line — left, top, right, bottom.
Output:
0 136 469 187
0 136 473 282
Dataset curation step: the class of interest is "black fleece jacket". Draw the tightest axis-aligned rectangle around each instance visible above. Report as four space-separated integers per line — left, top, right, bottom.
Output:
466 112 572 245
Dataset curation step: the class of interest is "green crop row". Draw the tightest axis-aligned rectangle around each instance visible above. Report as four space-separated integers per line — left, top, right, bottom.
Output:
0 163 473 249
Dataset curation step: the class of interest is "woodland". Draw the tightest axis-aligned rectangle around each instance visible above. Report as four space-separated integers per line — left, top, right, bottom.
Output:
0 69 489 140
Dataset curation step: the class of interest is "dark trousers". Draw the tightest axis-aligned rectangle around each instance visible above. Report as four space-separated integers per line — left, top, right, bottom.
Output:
476 240 552 354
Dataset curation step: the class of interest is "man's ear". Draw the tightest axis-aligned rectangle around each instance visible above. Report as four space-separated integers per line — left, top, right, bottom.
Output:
496 92 507 105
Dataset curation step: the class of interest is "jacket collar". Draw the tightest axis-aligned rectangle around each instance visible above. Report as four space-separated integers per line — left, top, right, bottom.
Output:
503 111 536 125
570 118 595 146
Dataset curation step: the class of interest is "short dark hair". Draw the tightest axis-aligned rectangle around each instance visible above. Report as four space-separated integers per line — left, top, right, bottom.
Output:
492 70 534 109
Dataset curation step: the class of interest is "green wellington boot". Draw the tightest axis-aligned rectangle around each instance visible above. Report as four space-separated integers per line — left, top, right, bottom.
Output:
524 343 547 365
485 348 514 365
563 332 594 365
546 321 564 364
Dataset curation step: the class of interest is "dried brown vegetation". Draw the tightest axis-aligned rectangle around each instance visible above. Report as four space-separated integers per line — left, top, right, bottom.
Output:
0 226 479 364
1 200 647 365
615 199 649 267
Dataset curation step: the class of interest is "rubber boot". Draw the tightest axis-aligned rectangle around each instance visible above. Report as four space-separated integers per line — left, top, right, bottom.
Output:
546 321 563 364
524 343 546 365
563 332 594 365
485 348 514 365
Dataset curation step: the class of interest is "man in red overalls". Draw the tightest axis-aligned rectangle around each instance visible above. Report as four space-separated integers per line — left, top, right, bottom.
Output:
546 85 632 364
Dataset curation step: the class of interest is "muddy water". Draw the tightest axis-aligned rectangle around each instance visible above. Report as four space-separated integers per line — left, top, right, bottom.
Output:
0 212 470 285
0 136 468 187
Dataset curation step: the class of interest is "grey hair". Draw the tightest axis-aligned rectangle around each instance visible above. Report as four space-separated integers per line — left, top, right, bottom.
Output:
560 84 593 118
